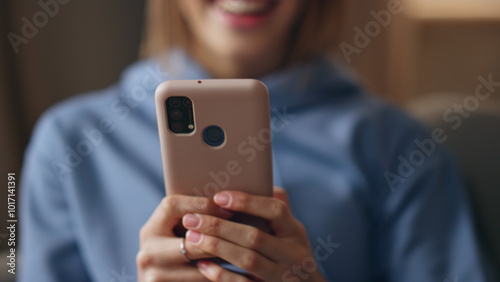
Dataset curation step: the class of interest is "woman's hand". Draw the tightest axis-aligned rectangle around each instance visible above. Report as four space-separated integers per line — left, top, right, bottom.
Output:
136 195 233 282
182 187 327 282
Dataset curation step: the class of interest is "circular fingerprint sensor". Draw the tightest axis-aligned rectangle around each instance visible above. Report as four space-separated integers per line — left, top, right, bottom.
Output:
203 125 225 147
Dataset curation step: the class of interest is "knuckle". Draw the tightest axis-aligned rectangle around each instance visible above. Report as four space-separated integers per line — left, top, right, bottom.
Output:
270 201 288 218
193 197 208 211
161 196 177 212
246 228 263 249
293 219 308 239
234 194 251 209
204 237 220 252
136 250 154 270
296 220 307 234
240 252 260 271
205 217 221 234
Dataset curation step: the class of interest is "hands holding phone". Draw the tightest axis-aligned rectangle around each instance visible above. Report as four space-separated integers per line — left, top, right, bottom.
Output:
137 187 327 282
148 81 325 280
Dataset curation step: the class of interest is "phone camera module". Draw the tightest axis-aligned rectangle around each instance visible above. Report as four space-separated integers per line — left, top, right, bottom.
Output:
166 96 194 134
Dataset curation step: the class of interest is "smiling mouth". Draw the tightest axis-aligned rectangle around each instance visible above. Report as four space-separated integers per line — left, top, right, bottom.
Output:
213 0 278 15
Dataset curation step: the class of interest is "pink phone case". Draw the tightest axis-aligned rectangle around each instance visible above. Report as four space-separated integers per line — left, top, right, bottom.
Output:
155 79 273 200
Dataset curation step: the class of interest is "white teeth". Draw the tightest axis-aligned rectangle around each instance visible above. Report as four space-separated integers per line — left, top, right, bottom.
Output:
216 0 272 14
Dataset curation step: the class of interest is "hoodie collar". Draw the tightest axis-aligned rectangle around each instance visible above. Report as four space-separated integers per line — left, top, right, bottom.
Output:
118 49 362 123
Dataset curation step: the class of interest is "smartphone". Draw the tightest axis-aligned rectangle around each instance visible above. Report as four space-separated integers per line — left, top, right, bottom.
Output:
155 79 273 229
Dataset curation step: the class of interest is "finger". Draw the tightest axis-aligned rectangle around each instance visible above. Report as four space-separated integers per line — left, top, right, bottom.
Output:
273 186 289 205
186 231 281 281
213 191 299 236
182 213 286 262
141 195 233 239
197 260 254 282
139 265 210 282
137 237 215 266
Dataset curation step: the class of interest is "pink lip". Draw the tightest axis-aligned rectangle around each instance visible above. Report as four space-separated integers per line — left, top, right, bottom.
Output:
213 0 278 29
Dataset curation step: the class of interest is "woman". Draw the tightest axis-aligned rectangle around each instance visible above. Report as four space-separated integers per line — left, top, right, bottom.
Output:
20 0 486 281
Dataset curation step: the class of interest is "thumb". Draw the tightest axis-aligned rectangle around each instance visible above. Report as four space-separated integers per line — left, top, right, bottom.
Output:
273 186 289 205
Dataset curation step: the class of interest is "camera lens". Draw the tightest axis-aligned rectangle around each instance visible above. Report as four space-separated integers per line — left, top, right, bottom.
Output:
168 98 181 108
183 98 192 107
171 122 184 132
170 110 182 120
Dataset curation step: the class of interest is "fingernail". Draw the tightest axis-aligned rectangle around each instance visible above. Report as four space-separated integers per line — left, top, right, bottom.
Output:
214 193 230 207
186 230 202 244
183 213 201 229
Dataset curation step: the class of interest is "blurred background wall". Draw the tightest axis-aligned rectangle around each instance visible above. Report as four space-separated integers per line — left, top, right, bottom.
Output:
0 0 499 279
0 0 145 256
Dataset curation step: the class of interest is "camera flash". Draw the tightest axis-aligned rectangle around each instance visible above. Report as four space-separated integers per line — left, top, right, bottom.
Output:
188 124 194 129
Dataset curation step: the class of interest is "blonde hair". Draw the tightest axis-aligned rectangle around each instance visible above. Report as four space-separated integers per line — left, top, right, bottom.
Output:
140 0 345 65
